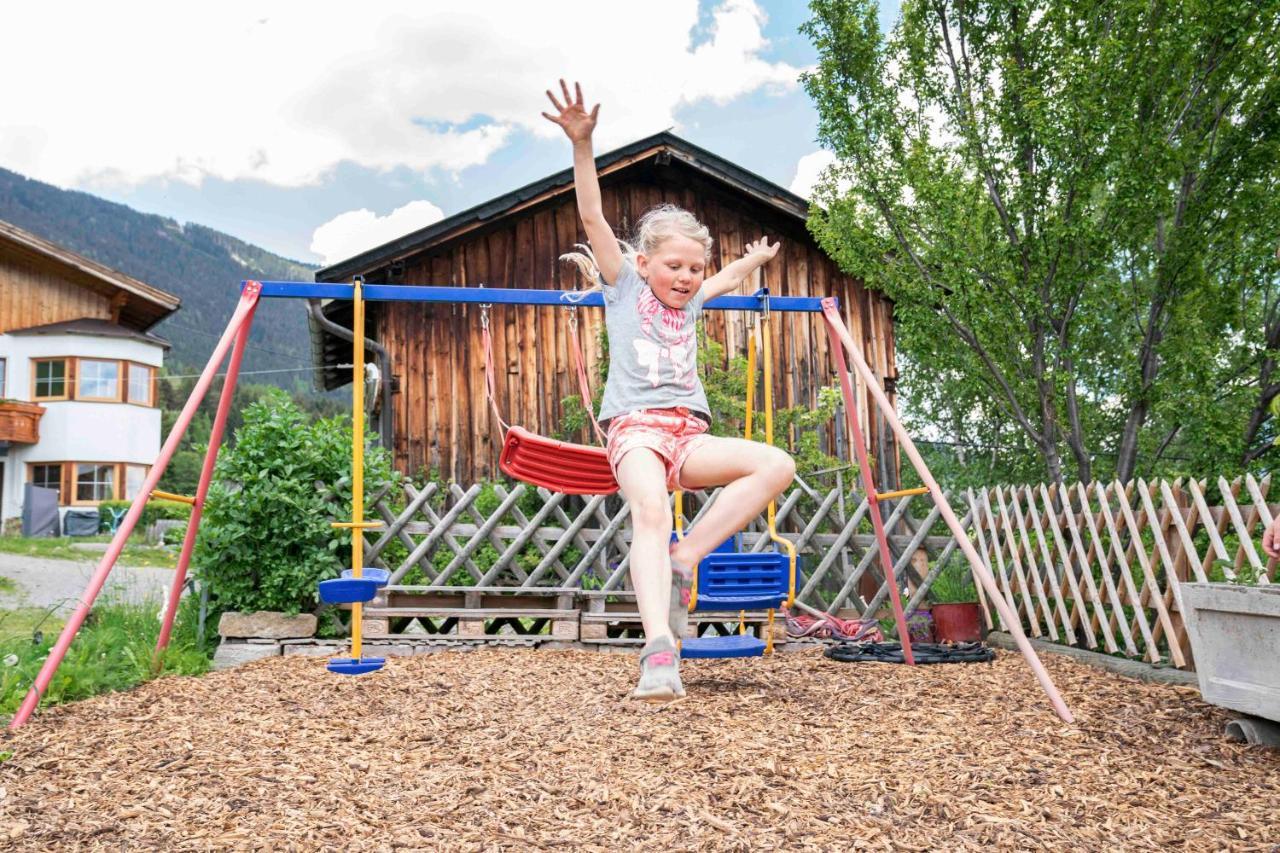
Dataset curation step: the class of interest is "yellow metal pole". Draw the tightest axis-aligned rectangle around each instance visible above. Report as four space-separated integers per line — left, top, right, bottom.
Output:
350 277 366 661
745 330 756 440
760 311 797 632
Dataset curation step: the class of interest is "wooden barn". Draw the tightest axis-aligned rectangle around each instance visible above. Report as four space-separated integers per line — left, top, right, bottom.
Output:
311 132 897 486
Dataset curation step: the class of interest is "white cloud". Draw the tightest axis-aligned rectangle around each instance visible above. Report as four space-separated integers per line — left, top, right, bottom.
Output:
789 149 857 202
789 150 836 198
2 1 801 191
310 200 445 266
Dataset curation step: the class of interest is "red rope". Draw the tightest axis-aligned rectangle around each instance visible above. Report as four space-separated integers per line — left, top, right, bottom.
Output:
567 309 608 446
480 312 509 434
785 610 883 642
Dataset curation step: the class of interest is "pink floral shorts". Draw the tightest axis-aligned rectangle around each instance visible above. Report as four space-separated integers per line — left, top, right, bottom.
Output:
606 407 712 492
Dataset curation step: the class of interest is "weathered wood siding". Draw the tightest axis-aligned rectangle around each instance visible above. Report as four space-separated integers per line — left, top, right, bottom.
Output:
0 249 113 333
376 165 896 484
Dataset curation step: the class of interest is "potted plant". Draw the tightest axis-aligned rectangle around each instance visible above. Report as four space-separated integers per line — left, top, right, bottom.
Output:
928 562 984 643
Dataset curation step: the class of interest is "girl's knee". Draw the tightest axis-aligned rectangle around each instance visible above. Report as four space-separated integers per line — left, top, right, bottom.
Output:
770 449 796 487
631 495 673 533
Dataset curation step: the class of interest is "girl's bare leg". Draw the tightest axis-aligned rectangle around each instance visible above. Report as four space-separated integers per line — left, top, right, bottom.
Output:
671 436 795 568
614 448 675 644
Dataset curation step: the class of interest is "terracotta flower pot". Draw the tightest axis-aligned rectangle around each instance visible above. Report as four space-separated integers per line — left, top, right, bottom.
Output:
931 602 983 643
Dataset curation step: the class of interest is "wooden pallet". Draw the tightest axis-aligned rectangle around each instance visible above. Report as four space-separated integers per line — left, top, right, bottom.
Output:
363 586 579 641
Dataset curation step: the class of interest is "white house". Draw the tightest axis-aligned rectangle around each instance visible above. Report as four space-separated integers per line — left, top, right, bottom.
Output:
0 219 180 526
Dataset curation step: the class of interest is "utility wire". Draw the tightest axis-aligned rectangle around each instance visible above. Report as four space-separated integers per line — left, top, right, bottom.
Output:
157 364 353 382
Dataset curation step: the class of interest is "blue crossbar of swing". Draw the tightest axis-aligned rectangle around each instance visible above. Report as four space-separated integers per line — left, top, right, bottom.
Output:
246 281 832 313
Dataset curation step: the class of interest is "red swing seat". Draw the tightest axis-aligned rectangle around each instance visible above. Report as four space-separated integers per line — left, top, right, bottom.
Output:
498 425 619 495
484 303 617 495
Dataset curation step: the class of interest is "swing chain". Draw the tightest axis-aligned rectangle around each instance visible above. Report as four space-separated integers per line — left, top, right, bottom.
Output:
478 285 491 331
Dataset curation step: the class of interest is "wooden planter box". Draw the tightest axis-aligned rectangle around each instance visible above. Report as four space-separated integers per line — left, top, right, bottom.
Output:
1180 583 1280 723
0 400 45 444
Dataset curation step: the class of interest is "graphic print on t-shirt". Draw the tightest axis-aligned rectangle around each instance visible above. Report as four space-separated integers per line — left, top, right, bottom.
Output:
633 286 697 390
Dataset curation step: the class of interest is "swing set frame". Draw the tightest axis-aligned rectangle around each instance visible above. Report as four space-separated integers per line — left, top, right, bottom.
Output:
7 279 1074 731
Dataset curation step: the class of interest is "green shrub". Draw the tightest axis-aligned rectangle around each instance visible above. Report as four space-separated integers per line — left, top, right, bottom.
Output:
98 498 193 531
192 389 397 615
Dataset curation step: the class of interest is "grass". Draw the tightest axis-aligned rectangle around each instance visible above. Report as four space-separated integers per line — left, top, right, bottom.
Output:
0 534 178 569
0 595 211 722
0 607 64 642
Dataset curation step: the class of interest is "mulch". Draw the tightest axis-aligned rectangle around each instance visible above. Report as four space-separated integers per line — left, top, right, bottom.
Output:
0 646 1277 850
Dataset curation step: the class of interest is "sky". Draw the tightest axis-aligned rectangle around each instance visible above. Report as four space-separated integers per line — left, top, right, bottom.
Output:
2 1 900 268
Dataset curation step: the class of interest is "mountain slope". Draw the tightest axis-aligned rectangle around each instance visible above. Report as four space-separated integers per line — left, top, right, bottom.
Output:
0 167 318 383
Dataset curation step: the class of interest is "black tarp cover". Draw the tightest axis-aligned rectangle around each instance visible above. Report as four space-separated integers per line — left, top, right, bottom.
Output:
21 484 60 537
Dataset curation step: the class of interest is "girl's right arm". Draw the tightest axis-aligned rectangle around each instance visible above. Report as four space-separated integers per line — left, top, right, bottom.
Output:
543 80 624 285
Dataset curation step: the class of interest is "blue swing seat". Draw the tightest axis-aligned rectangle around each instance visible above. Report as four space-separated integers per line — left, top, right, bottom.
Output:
681 634 768 658
674 532 795 659
692 551 791 612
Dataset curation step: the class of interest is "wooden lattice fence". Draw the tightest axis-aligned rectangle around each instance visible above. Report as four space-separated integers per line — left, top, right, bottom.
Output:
319 473 1275 668
962 475 1276 670
322 474 971 610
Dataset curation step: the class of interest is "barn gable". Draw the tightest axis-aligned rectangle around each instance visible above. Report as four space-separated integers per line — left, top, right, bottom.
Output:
312 132 895 484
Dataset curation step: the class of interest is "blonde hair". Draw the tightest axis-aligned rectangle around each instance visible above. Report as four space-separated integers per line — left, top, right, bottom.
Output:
560 204 713 299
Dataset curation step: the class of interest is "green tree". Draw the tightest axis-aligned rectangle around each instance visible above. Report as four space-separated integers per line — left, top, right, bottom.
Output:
802 0 1280 485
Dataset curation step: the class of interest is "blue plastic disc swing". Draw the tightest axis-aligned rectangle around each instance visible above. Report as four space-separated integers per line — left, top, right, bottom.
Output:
326 656 386 675
317 577 379 604
341 567 390 586
318 567 390 604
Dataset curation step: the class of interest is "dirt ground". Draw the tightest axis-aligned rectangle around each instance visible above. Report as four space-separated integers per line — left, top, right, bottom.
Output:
0 646 1276 850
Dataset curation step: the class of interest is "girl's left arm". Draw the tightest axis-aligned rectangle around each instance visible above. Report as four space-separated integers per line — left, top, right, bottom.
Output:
701 237 782 300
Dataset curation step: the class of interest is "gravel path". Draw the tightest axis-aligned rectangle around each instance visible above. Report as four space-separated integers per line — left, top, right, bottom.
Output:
0 551 177 615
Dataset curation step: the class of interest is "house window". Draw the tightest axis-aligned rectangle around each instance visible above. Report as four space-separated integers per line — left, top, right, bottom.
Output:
78 359 121 401
124 465 148 500
33 359 68 400
127 363 154 406
30 464 63 503
75 463 116 503
0 357 6 398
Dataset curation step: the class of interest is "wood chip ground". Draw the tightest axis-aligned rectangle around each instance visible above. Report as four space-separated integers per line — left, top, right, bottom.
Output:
1 648 1277 850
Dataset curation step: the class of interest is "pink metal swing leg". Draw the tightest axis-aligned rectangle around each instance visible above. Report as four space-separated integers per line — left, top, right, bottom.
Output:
154 295 259 659
9 282 263 732
821 298 1074 723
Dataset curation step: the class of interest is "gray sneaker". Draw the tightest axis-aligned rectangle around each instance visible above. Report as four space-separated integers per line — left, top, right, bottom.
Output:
632 635 685 701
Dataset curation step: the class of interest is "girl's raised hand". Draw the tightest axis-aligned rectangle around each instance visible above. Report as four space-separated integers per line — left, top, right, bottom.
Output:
745 237 782 263
542 79 599 143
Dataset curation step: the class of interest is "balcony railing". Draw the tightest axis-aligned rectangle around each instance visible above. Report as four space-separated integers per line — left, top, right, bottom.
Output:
0 400 46 444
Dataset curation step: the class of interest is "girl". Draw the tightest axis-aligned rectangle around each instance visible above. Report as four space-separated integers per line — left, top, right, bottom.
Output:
543 80 795 701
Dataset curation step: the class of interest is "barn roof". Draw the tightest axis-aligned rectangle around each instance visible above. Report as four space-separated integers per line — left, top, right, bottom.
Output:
0 218 180 331
314 131 810 283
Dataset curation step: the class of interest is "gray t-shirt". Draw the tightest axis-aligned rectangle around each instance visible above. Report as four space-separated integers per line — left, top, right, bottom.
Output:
596 260 711 424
